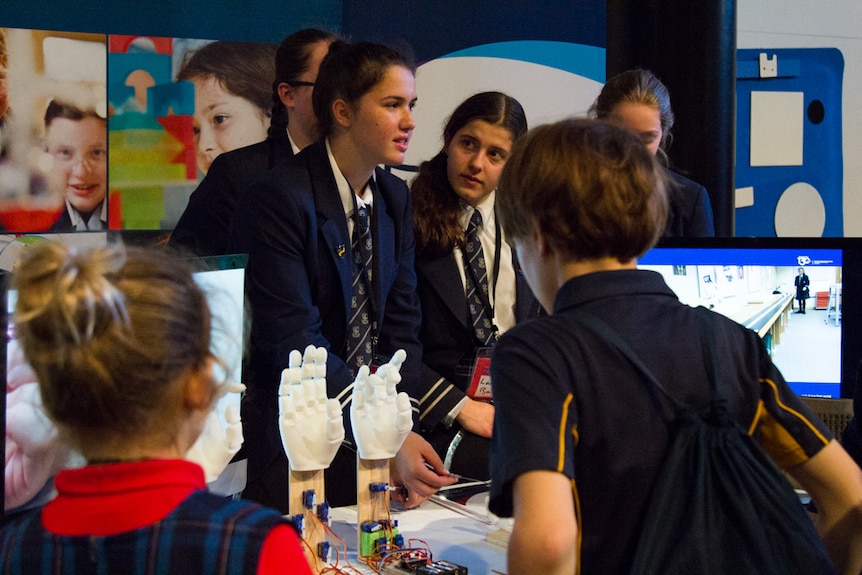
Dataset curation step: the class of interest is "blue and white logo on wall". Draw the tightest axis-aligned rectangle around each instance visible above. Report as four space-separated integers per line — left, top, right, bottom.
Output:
735 48 844 237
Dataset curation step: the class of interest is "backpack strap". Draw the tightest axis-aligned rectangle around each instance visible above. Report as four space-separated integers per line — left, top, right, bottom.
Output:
693 306 735 424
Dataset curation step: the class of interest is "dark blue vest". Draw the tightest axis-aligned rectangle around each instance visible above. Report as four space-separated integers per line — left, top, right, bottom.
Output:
0 490 292 574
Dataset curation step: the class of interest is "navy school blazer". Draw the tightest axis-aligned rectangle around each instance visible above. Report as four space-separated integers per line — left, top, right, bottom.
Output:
416 247 540 429
228 141 422 481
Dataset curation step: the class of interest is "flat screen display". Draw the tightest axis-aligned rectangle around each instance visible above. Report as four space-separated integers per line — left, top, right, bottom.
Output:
643 237 862 399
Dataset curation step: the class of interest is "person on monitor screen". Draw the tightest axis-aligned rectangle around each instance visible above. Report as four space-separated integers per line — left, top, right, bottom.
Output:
0 241 311 575
177 40 276 176
487 117 862 574
589 68 714 238
44 100 107 232
796 266 811 313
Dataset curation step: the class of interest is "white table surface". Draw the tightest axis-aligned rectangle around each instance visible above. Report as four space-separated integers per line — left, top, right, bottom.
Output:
326 493 509 575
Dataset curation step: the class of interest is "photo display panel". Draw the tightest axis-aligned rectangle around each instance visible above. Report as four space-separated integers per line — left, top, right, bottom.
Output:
641 238 861 399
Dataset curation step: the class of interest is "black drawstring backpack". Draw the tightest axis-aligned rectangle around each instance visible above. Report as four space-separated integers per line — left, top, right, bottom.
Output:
577 311 836 575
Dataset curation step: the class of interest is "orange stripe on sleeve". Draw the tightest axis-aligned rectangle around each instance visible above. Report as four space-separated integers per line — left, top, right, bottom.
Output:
558 393 574 472
761 378 830 444
753 378 831 468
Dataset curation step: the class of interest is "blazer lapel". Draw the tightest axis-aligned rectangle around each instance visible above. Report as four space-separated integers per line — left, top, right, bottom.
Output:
370 174 392 326
304 144 354 318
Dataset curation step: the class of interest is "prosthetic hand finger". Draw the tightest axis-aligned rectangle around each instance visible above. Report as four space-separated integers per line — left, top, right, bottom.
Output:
301 345 317 382
313 376 327 407
386 349 406 386
224 404 244 451
375 365 396 396
395 392 413 434
370 373 387 406
302 344 316 361
350 378 366 422
279 349 304 395
291 381 307 409
353 365 372 407
223 380 246 395
224 402 241 424
313 346 327 379
389 349 407 371
301 377 318 411
384 369 399 398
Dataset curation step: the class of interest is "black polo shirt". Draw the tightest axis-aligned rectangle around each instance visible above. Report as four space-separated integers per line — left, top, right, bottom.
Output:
489 269 832 574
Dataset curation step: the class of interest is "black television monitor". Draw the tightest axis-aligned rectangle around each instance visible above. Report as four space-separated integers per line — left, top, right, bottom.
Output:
642 237 862 400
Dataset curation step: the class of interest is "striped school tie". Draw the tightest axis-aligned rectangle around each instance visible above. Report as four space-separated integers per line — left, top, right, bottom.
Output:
464 209 497 345
346 204 374 372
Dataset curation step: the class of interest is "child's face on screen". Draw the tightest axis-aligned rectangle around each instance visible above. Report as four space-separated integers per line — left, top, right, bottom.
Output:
191 76 269 175
45 116 107 214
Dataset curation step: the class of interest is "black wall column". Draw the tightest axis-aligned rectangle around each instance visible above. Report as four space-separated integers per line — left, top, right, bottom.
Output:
606 0 737 236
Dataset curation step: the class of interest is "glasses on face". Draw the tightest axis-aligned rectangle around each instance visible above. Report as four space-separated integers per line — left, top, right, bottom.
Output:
290 81 315 88
47 146 107 169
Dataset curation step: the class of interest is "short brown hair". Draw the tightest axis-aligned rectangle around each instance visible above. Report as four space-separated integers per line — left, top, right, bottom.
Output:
497 117 668 262
44 99 105 127
178 41 276 115
12 242 213 450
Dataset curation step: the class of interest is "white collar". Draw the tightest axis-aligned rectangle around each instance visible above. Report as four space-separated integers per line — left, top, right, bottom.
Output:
326 138 375 218
459 191 496 230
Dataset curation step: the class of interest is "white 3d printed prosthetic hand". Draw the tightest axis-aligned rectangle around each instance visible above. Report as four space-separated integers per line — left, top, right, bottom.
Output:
186 365 246 484
279 345 345 471
350 350 412 460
